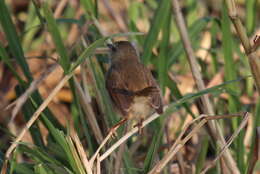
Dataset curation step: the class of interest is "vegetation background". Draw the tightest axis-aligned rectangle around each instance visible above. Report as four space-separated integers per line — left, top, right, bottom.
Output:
0 0 259 173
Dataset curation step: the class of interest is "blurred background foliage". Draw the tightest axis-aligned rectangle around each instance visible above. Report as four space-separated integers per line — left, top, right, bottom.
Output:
0 0 259 173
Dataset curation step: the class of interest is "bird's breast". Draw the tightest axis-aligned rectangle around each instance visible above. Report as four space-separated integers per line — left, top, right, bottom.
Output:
128 96 153 120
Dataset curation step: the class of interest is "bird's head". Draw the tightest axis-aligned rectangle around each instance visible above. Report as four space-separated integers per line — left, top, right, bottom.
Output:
107 41 139 62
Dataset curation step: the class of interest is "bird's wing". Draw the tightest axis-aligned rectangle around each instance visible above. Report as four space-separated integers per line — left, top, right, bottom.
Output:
105 63 133 116
132 63 163 114
106 61 163 115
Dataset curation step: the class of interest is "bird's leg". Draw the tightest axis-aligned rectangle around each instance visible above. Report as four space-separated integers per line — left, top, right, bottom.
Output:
134 118 144 134
109 117 128 138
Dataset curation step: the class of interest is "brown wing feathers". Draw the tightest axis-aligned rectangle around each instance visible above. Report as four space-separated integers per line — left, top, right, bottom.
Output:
106 61 163 116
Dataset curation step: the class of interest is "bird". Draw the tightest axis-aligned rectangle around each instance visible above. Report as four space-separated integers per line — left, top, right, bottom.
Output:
105 40 163 132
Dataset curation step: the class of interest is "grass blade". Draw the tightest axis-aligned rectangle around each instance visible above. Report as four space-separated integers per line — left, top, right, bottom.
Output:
43 3 70 73
142 0 171 64
0 0 32 81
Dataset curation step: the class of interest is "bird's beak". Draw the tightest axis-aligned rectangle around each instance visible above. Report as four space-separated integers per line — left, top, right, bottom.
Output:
107 43 116 51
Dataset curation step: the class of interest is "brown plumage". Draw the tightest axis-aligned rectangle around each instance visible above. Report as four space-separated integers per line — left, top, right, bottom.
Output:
105 41 163 124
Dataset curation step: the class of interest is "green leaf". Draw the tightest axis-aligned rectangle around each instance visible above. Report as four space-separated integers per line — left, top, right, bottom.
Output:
43 3 70 73
158 8 171 94
0 0 32 81
142 0 171 64
246 0 257 34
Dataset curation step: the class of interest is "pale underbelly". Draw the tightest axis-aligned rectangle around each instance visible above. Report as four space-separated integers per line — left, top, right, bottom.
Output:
128 96 154 120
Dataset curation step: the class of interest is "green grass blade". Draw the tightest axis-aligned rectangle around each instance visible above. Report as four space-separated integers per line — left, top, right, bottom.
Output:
15 86 45 149
246 0 257 34
43 3 70 73
80 0 95 17
167 17 212 67
71 92 95 155
221 6 238 96
186 0 198 25
22 2 42 52
158 9 171 94
195 136 209 174
0 43 24 84
18 145 62 166
166 76 195 118
34 164 49 174
89 58 116 126
221 5 244 172
142 0 171 64
13 163 34 174
143 123 164 173
29 90 65 131
123 149 138 174
165 76 248 115
40 114 85 174
0 0 32 81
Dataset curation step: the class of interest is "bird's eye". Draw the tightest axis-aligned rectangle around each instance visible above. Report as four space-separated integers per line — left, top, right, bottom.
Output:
107 44 117 52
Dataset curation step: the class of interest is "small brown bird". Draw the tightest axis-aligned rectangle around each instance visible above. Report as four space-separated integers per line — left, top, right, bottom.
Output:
105 41 163 130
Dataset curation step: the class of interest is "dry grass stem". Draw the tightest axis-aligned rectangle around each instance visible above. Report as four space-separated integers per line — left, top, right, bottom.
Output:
7 63 59 125
89 121 123 167
1 73 73 174
247 127 260 174
101 0 128 32
201 112 250 174
70 129 93 174
80 63 92 103
171 0 214 115
172 0 240 172
53 0 68 18
73 77 104 144
252 35 260 51
225 0 260 93
96 154 101 174
99 107 168 162
148 113 245 174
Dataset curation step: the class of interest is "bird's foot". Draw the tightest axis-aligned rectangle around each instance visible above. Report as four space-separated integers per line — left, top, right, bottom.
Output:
108 118 128 138
134 119 144 134
108 127 118 139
